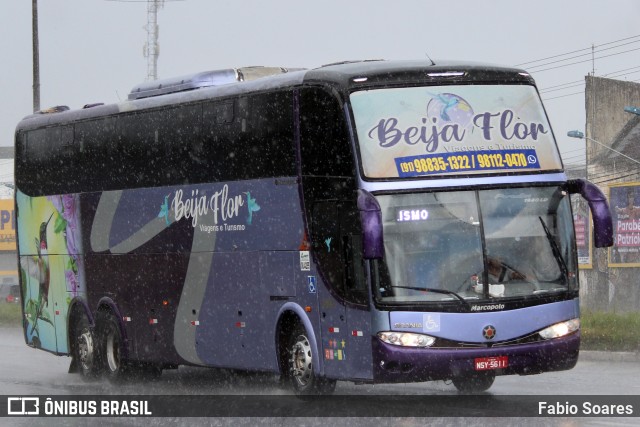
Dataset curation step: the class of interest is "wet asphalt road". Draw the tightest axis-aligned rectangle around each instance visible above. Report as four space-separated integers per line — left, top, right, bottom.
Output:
1 326 639 426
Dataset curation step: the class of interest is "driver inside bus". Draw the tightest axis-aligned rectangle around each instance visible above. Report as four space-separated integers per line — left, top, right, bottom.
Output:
485 257 526 282
465 256 528 296
471 236 560 289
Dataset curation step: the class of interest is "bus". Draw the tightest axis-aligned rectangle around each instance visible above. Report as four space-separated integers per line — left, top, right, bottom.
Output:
14 60 613 394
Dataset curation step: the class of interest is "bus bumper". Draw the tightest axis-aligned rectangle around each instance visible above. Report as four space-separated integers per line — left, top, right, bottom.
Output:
372 332 580 383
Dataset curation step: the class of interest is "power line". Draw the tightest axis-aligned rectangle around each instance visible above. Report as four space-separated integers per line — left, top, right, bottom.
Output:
542 90 585 101
586 165 640 182
537 66 640 96
563 157 587 165
562 151 587 158
564 158 587 163
531 47 640 74
540 69 640 95
540 78 584 92
540 81 585 94
603 65 640 77
592 171 640 186
515 34 640 66
563 148 584 158
542 77 640 101
561 147 588 155
525 39 640 71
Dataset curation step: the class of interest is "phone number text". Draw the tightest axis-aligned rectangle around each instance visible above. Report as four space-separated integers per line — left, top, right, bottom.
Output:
394 149 540 177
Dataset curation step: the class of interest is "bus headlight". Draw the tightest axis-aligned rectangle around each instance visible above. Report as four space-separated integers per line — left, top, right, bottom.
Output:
378 332 436 347
538 318 580 340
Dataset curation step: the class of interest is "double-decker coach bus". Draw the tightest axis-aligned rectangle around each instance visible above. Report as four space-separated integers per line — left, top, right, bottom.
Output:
15 60 613 394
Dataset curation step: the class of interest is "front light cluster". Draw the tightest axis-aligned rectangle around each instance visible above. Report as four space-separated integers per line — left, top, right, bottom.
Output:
538 318 580 340
378 331 436 347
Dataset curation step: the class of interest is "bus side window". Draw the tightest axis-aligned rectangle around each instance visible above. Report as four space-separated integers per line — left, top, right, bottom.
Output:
203 91 295 181
77 117 117 191
300 87 354 178
158 105 202 184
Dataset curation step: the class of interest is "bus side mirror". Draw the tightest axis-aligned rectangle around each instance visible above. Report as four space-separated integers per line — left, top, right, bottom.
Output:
567 179 614 248
357 189 384 259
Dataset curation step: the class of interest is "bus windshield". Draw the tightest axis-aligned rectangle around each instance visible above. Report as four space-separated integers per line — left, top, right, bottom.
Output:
374 186 578 304
350 84 563 179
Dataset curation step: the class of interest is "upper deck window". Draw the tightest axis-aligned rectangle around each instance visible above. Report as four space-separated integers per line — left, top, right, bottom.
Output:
350 84 562 179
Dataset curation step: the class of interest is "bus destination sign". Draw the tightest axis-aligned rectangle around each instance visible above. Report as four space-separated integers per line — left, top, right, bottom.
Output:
350 85 563 179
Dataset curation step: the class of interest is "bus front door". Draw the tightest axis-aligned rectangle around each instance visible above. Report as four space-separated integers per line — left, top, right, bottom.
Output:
313 202 373 381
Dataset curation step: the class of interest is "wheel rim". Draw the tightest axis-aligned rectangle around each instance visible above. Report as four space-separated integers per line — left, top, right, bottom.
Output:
77 329 94 372
290 334 313 388
106 327 120 373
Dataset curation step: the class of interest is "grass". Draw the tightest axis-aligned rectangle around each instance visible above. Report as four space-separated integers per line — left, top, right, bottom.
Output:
580 310 640 352
1 302 638 351
0 303 22 327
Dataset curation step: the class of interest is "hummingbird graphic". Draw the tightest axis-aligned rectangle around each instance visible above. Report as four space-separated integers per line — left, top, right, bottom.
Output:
158 194 171 226
433 93 459 121
20 213 54 338
324 237 333 253
244 192 261 225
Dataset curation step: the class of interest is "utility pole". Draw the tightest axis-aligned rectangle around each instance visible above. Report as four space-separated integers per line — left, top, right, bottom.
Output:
32 0 40 112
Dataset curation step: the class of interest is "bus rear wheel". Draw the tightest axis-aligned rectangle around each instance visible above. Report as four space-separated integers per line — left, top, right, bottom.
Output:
97 311 127 381
452 371 495 393
288 325 336 396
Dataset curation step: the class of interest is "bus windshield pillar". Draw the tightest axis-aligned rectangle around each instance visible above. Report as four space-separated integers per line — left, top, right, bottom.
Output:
357 189 384 259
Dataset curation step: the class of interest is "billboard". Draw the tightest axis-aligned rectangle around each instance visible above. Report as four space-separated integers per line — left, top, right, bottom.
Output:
0 199 15 251
609 182 640 267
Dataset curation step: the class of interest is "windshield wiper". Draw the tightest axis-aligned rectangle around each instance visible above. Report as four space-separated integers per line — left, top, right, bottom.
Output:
538 217 569 281
390 286 473 307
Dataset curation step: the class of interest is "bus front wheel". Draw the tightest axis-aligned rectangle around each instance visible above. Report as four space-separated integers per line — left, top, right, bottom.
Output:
72 315 99 378
288 325 336 396
451 371 495 393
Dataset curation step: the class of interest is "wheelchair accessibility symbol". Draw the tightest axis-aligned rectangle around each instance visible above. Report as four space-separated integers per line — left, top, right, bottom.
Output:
423 313 441 332
307 276 317 294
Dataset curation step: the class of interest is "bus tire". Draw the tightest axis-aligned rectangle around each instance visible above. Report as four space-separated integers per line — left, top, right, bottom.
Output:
288 324 336 397
452 371 495 393
97 311 127 381
71 315 100 379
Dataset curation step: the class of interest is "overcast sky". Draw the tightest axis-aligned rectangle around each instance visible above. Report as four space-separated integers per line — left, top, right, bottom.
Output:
3 0 640 172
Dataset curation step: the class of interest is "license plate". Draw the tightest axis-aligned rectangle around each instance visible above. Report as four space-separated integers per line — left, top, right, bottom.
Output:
474 356 508 371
